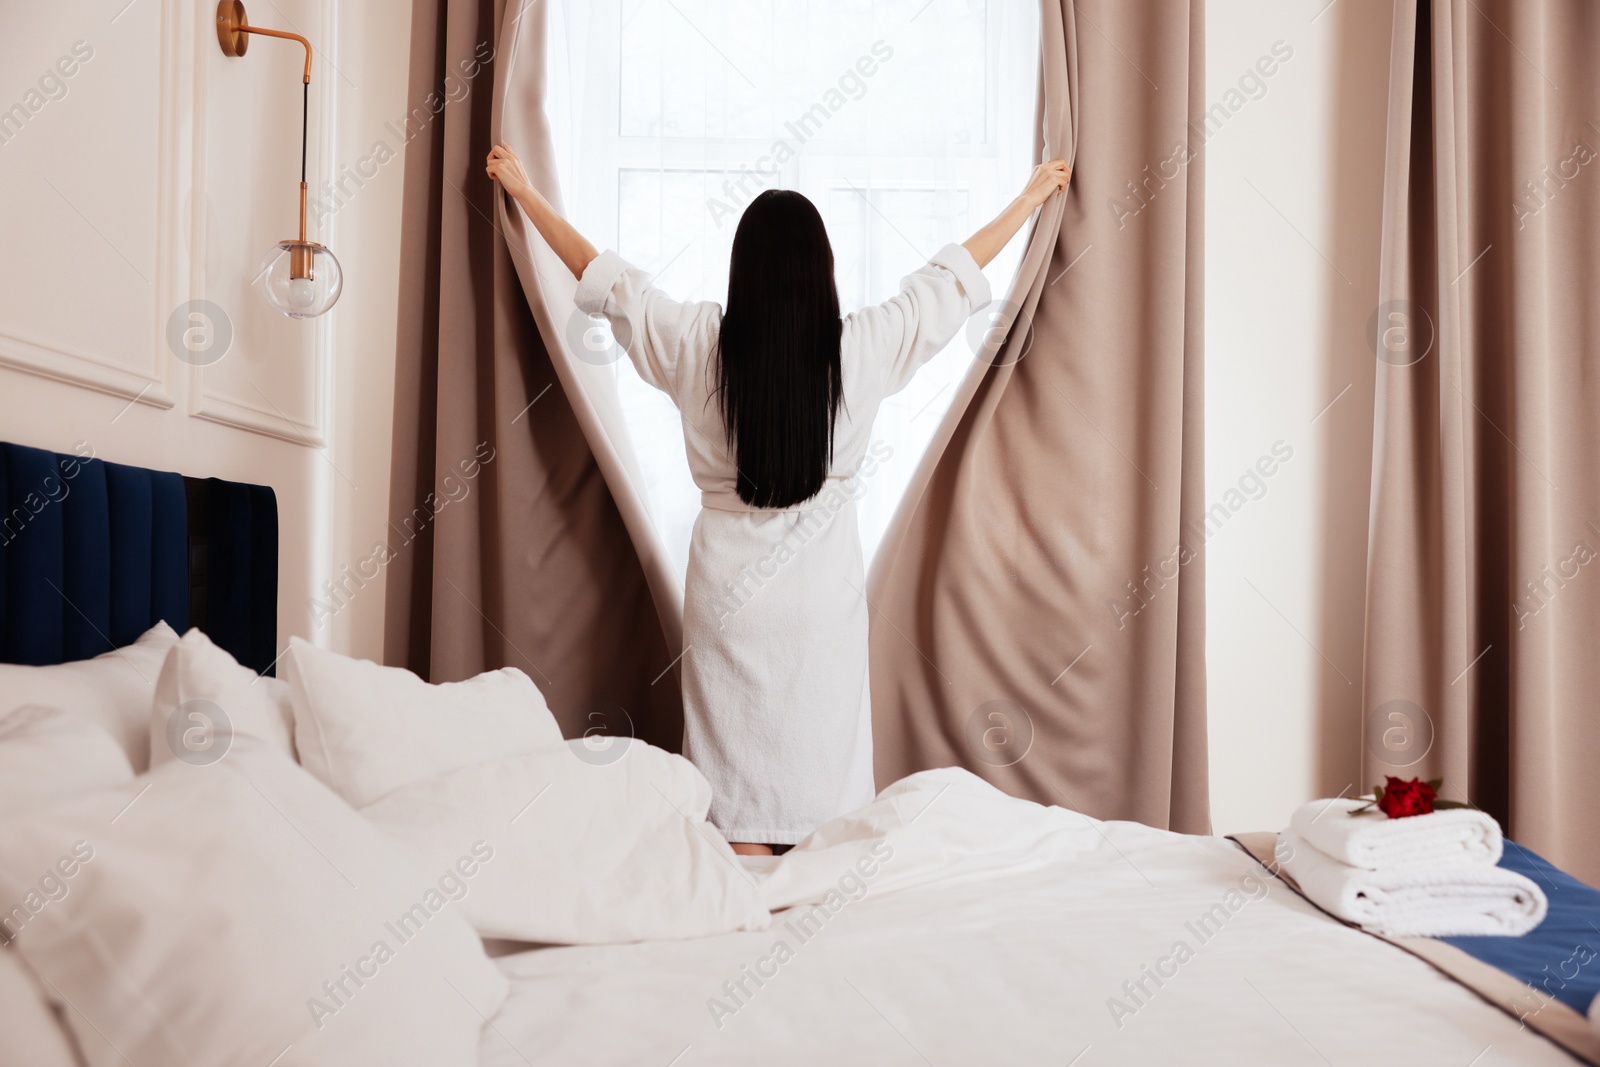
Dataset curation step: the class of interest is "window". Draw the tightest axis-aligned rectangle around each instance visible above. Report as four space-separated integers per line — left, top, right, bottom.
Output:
546 0 1040 582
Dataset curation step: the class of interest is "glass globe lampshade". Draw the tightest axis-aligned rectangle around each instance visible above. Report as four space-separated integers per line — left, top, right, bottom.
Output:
257 240 342 319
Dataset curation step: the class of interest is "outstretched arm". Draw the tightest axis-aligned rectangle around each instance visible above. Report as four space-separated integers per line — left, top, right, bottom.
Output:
486 143 599 279
962 159 1071 268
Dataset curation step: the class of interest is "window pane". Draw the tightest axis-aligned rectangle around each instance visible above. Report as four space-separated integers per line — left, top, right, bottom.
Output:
559 0 1037 577
826 184 971 311
617 169 740 297
619 0 989 144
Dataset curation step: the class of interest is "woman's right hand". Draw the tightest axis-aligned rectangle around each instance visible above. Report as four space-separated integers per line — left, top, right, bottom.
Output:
1019 159 1071 208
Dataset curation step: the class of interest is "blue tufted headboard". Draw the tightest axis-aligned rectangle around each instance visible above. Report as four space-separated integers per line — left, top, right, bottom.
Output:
0 441 278 675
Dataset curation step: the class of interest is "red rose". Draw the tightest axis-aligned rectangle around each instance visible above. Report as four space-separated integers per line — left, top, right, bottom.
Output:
1377 776 1437 819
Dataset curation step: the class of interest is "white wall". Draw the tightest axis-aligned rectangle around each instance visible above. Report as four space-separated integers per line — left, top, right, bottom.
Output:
0 0 411 662
1203 0 1393 834
319 0 414 660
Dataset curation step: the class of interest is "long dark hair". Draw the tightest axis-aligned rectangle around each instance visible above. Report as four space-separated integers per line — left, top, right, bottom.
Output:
715 189 843 509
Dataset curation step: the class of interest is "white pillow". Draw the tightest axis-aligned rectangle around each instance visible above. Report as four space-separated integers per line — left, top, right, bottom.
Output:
285 637 564 808
147 629 296 767
261 675 295 744
0 706 134 820
360 739 771 944
0 740 508 1067
0 947 82 1067
0 621 178 771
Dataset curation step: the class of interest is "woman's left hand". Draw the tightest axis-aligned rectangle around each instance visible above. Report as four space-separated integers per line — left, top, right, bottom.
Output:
1019 160 1071 209
486 143 535 201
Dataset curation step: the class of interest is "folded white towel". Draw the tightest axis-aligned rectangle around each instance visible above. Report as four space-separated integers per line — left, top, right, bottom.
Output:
1277 830 1546 937
1289 797 1503 871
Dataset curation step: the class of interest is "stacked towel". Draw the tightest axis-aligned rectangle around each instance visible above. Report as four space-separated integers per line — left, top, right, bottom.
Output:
1289 796 1503 870
1277 800 1547 938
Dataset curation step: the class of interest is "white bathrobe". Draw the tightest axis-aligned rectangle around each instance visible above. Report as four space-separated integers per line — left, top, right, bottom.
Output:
575 242 992 843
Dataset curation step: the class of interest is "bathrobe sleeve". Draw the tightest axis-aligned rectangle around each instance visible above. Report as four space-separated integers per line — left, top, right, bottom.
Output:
573 250 721 400
842 242 993 398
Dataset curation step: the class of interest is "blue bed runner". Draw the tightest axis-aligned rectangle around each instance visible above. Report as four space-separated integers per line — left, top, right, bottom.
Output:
1442 842 1600 1015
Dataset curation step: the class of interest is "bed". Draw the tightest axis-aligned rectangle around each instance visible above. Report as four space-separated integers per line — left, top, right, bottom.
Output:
1 441 1594 1067
478 801 1589 1066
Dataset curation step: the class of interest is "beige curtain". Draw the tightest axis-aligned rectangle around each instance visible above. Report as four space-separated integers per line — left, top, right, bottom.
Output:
1366 0 1600 881
867 0 1210 833
386 0 683 750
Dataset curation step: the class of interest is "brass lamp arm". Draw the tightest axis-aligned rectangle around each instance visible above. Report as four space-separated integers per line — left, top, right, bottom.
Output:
217 1 315 248
216 2 313 83
241 25 313 83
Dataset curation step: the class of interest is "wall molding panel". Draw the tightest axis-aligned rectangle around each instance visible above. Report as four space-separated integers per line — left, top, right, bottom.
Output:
0 0 336 450
0 0 193 412
0 327 176 409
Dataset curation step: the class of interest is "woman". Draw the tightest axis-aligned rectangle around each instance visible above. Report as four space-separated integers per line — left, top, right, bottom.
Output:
487 144 1069 854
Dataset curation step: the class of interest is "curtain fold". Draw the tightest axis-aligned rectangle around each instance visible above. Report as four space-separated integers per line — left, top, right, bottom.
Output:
1365 0 1600 881
492 0 687 663
386 0 683 750
866 0 1210 832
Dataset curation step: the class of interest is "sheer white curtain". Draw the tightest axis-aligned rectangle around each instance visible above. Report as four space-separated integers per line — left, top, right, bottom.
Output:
544 0 1040 583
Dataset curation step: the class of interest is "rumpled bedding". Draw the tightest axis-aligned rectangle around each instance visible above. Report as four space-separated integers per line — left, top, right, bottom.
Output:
481 769 1577 1066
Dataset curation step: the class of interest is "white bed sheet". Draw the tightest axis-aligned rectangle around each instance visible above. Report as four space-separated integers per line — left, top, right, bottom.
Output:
480 791 1573 1066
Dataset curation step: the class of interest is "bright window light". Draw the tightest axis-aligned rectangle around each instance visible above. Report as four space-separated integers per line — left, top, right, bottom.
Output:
547 0 1040 583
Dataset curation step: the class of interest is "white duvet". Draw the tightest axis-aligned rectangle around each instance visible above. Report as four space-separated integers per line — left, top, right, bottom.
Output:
480 770 1573 1066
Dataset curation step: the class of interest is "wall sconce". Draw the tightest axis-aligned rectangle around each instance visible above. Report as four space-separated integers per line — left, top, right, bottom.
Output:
215 1 342 319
